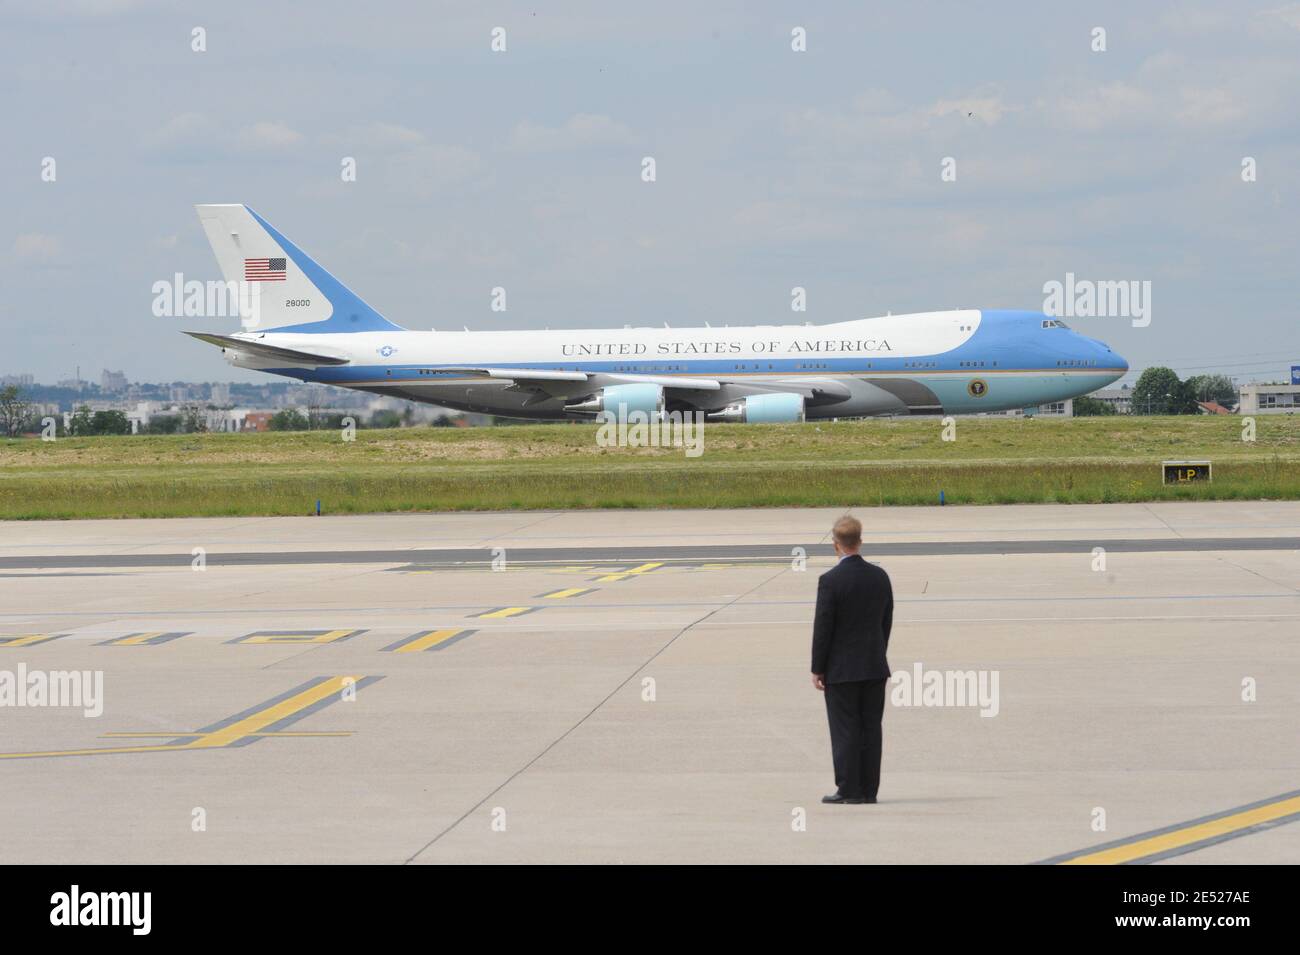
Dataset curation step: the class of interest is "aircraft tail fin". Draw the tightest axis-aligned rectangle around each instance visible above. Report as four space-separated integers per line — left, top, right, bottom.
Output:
194 204 405 334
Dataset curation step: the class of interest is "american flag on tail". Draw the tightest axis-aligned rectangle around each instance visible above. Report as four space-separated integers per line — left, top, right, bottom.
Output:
244 257 287 281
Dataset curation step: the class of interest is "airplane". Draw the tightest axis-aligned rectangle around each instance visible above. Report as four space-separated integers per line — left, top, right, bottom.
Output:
186 204 1128 422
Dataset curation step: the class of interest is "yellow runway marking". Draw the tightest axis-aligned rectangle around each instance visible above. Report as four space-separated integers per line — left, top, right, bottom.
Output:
230 628 363 645
100 738 348 743
596 562 665 582
539 587 594 599
99 631 190 647
187 675 361 749
0 633 65 648
0 741 189 759
472 606 536 619
1043 789 1300 864
383 629 474 653
0 675 372 760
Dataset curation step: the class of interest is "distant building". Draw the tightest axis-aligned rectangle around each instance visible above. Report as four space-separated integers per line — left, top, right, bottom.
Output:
1238 383 1299 414
202 409 252 432
0 373 35 388
244 411 273 432
210 383 231 405
1087 386 1133 415
101 369 128 393
992 399 1073 418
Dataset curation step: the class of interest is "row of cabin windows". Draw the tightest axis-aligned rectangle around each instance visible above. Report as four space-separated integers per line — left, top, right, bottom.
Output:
1056 359 1099 367
386 360 1025 377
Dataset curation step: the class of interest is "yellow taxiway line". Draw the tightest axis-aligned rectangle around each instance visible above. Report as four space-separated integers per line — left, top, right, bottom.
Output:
0 675 367 760
384 629 472 653
473 606 535 619
596 562 665 583
1044 789 1300 864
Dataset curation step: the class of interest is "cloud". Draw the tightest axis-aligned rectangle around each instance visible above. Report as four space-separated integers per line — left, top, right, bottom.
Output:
510 113 637 152
1048 81 1159 131
383 144 481 197
141 114 306 157
929 95 1014 125
1173 86 1248 125
784 88 1017 154
1044 50 1300 132
235 120 306 152
141 111 219 152
299 125 479 198
10 0 158 20
13 233 61 261
322 122 427 152
732 199 851 244
358 122 426 149
1258 3 1300 30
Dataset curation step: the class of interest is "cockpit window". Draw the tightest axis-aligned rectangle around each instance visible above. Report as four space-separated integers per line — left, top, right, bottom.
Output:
1041 319 1070 329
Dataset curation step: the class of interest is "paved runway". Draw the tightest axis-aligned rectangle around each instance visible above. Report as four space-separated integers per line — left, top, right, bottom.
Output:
1 502 1297 864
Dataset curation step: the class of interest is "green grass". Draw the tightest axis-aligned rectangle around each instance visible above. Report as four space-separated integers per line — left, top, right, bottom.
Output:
2 416 1298 519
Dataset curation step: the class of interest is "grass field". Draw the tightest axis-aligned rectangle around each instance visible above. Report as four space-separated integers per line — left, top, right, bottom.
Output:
2 416 1299 519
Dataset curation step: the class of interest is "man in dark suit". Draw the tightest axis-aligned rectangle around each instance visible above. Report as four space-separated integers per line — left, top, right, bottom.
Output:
811 516 894 804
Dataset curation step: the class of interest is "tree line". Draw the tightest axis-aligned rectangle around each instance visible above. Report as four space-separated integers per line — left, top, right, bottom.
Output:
1073 369 1235 416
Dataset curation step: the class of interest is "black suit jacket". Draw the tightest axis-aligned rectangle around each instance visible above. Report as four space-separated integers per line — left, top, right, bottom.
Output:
811 554 894 683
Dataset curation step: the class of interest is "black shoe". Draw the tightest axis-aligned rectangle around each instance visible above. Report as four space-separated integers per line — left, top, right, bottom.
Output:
822 793 866 804
862 797 878 804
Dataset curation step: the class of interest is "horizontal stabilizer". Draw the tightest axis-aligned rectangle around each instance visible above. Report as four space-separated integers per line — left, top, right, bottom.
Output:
183 331 350 366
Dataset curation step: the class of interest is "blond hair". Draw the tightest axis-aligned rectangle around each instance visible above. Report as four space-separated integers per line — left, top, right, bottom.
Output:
832 516 862 550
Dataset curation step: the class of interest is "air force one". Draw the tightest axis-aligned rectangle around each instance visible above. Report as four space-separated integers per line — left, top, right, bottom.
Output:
185 204 1128 422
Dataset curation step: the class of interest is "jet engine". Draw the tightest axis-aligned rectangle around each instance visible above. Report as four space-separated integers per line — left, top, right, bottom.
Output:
708 392 806 423
565 383 665 421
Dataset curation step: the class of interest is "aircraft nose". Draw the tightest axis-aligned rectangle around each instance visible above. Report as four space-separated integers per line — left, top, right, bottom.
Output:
1080 333 1127 376
1104 350 1128 385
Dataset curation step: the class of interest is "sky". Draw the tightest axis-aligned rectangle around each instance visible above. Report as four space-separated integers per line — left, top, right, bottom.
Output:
3 0 1299 385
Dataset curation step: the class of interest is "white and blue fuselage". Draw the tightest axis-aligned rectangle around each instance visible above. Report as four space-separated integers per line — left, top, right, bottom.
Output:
187 205 1127 422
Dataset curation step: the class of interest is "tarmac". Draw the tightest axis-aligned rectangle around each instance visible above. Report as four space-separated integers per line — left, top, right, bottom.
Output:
0 501 1296 864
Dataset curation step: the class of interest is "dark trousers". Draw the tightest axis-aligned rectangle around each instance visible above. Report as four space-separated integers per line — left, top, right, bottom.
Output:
824 678 887 799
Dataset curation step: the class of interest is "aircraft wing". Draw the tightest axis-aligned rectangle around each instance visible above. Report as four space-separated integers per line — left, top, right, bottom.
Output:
425 367 723 392
424 367 590 383
184 331 351 366
423 367 856 409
